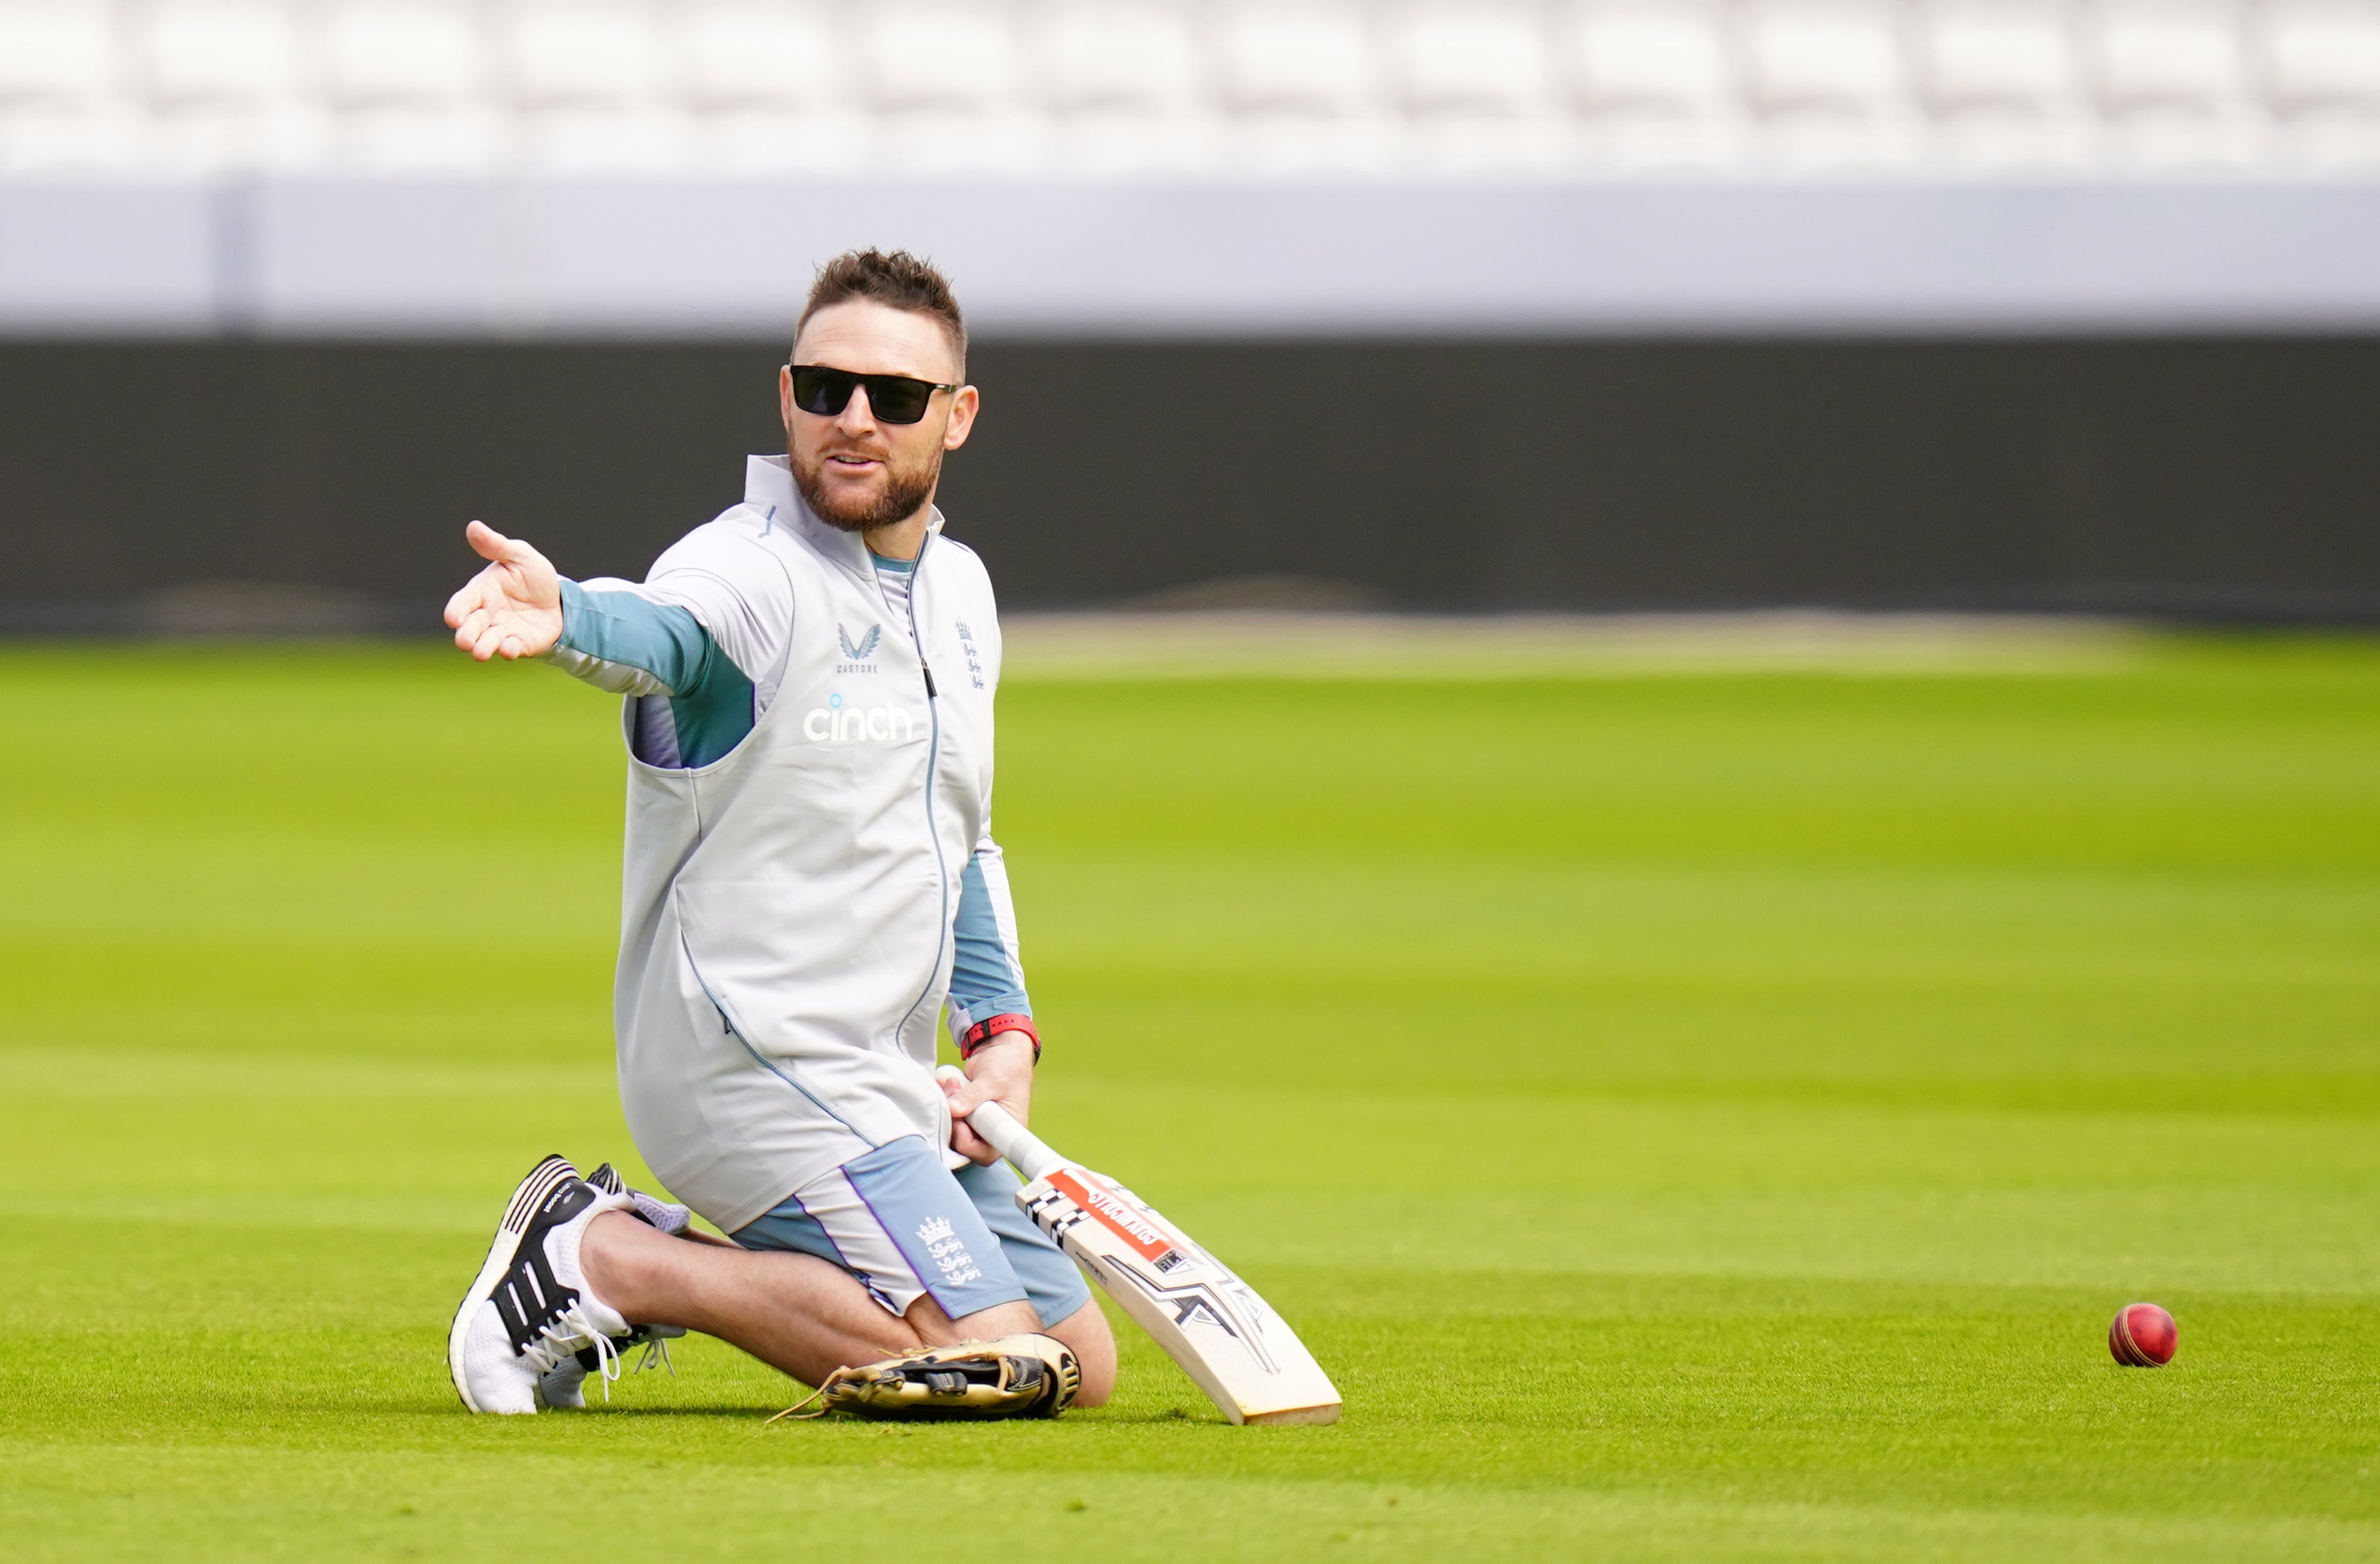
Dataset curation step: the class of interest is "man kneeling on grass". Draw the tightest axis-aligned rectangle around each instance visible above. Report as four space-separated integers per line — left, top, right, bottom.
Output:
438 249 1113 1421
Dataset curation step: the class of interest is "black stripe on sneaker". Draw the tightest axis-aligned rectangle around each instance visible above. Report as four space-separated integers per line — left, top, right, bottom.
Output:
493 1178 599 1355
502 1155 577 1235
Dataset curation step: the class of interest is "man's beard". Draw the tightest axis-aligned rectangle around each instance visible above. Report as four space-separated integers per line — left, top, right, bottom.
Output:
792 444 943 534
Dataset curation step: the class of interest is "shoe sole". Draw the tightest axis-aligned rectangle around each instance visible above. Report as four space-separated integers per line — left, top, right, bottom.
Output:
447 1154 578 1414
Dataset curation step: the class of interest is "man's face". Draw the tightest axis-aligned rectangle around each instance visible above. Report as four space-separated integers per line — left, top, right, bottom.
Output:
782 301 978 534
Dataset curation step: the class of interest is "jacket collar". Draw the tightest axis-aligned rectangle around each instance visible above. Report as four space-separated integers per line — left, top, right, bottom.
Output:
744 453 943 585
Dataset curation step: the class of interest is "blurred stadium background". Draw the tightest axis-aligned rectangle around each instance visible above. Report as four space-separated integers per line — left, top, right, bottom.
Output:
2 0 2377 627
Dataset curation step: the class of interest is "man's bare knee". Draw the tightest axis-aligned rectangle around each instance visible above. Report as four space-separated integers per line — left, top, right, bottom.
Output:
1045 1299 1116 1408
905 1294 1042 1346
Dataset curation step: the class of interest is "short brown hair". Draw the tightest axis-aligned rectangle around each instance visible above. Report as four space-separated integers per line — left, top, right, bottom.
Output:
793 248 967 377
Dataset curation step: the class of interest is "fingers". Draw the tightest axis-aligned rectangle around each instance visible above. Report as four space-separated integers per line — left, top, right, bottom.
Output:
938 1066 979 1108
939 1070 983 1115
467 518 551 578
948 1119 1000 1167
444 572 491 632
448 550 557 660
940 1076 1001 1166
446 558 509 651
447 580 496 656
464 608 531 662
453 605 558 661
464 519 515 563
457 523 558 658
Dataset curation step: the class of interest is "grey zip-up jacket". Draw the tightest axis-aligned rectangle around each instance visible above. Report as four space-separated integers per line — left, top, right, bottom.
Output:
607 456 1008 1230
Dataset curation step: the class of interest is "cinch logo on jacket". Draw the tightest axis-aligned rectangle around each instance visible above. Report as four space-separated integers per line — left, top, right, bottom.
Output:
802 692 919 742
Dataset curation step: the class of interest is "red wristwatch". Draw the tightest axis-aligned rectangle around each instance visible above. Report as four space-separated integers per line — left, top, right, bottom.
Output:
959 1013 1040 1064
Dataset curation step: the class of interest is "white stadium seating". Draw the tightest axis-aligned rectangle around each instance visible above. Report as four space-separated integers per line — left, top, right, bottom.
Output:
1394 2 1557 116
0 1 144 168
1040 1 1199 114
321 0 485 109
1036 1 1214 174
0 0 2370 177
2 0 2378 335
2256 0 2380 140
319 0 498 168
1741 0 1910 118
1739 0 1924 165
1563 1 1736 118
1919 0 2082 114
1556 1 1743 166
0 0 121 105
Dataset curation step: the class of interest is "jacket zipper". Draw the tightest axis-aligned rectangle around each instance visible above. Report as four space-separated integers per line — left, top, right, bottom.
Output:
888 532 949 1044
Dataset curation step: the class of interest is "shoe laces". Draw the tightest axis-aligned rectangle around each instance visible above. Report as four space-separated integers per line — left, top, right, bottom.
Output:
764 1382 828 1424
634 1335 674 1378
522 1304 622 1401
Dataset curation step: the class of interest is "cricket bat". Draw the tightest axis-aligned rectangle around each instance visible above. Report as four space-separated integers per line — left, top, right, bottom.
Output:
937 1067 1340 1426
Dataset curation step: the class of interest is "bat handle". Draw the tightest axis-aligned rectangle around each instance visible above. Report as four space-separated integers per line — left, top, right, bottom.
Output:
936 1065 1066 1183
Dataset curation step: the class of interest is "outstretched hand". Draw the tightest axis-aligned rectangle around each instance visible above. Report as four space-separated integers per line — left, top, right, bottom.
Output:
444 521 563 661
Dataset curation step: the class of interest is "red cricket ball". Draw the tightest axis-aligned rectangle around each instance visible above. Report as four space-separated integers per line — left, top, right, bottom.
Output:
2108 1302 2178 1367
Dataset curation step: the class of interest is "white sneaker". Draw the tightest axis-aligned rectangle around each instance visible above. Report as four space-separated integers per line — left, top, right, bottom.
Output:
448 1155 634 1414
535 1162 690 1411
535 1327 685 1410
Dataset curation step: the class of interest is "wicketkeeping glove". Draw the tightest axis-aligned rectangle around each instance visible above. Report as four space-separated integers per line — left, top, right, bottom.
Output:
769 1333 1081 1422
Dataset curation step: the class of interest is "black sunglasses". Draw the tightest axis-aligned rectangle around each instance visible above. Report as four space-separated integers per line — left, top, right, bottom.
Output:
786 363 962 425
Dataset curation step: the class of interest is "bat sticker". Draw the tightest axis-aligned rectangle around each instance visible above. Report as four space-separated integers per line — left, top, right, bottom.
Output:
1173 1296 1239 1335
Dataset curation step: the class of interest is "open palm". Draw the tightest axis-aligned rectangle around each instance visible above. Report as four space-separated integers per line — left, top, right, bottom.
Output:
444 521 563 661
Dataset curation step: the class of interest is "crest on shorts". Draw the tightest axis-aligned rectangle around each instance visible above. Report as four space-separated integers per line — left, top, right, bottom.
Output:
838 623 882 661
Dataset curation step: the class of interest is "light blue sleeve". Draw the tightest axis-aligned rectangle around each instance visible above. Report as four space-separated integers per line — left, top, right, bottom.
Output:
552 580 758 770
556 579 712 694
947 833 1031 1043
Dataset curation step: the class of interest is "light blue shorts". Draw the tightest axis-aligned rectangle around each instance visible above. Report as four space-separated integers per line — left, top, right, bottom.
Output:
732 1135 1091 1328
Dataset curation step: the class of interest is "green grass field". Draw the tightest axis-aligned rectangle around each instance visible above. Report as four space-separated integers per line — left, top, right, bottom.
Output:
2 636 2376 1561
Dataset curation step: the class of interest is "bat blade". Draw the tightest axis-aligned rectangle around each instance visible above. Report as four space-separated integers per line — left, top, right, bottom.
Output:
1017 1163 1340 1426
937 1071 1339 1426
